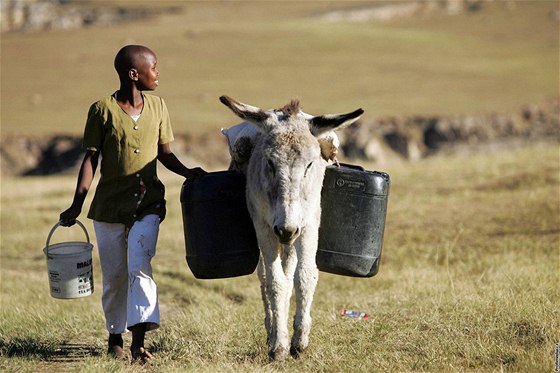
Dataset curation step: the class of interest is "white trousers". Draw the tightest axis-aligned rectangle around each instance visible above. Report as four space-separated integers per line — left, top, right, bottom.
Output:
93 214 161 334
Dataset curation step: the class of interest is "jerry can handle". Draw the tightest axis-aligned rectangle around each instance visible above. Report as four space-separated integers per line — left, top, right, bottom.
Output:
45 220 90 253
338 163 365 171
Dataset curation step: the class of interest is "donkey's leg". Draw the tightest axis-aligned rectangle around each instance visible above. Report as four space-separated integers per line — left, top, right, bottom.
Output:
281 244 298 329
266 255 291 360
257 255 272 345
291 229 319 357
257 228 291 361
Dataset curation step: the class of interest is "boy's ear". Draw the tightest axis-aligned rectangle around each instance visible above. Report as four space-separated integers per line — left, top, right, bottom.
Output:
129 68 139 81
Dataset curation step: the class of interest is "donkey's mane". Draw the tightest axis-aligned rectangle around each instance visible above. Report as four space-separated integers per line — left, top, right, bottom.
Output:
280 99 301 117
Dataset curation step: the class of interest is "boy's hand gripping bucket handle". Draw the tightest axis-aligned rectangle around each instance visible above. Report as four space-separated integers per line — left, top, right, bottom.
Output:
45 220 90 258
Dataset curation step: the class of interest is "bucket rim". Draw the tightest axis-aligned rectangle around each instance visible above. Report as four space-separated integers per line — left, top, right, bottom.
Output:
43 241 94 258
45 220 91 256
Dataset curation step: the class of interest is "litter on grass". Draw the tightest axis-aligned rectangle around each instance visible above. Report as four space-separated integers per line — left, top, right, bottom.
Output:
340 309 369 320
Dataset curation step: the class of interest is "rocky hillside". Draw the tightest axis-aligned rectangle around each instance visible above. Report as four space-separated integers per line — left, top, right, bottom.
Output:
340 100 559 163
1 0 179 33
2 0 539 33
1 101 557 176
0 131 231 176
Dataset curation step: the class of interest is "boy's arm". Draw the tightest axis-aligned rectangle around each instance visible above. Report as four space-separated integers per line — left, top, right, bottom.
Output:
59 150 99 226
157 143 207 179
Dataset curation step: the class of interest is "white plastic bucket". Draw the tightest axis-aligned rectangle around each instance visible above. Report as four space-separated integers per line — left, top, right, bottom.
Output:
43 220 94 299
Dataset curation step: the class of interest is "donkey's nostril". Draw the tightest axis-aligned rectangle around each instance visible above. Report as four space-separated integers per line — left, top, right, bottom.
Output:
273 225 300 244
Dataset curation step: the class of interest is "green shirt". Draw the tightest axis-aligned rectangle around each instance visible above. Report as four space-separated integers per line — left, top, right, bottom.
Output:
84 92 174 227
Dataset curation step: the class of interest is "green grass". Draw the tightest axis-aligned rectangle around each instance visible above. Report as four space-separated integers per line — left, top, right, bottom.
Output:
1 1 558 135
1 143 558 372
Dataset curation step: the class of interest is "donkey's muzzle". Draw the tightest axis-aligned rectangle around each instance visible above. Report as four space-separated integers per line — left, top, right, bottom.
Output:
273 225 300 245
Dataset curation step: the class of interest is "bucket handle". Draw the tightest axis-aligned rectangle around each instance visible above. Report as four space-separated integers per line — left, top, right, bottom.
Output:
45 220 90 254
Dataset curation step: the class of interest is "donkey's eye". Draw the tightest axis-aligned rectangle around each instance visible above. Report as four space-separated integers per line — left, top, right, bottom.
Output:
267 159 276 176
304 161 313 177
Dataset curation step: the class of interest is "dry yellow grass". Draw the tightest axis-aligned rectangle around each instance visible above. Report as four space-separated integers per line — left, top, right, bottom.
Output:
1 143 558 372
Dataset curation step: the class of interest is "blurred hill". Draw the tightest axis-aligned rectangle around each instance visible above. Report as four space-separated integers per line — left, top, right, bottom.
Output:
1 100 557 176
1 0 536 33
1 0 180 32
1 0 558 175
340 100 559 163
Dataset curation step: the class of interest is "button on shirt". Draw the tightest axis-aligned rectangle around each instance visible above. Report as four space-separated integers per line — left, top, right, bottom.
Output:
83 93 174 227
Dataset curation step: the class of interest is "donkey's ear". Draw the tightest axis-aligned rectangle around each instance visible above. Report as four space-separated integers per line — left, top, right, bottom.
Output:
309 108 364 137
220 95 269 123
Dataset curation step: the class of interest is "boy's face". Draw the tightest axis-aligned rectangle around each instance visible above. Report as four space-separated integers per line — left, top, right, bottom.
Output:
134 52 159 91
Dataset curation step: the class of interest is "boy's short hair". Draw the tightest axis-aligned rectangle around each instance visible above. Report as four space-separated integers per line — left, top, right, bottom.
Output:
114 45 155 78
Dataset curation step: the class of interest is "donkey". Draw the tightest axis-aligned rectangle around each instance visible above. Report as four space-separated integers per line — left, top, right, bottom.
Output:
220 95 363 360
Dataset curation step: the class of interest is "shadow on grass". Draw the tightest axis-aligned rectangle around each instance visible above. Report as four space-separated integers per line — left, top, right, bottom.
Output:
0 337 101 362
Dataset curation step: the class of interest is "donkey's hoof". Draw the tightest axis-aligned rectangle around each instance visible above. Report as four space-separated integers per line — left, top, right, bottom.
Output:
290 345 307 359
268 346 289 361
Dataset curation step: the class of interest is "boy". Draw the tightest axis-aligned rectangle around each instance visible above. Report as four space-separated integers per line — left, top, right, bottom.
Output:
60 45 206 363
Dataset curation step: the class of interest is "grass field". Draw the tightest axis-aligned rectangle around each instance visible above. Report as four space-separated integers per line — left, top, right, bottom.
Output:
1 1 558 135
1 143 558 372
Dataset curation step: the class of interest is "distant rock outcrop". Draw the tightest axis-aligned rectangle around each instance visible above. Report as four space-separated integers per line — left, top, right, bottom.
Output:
340 101 559 163
2 101 558 176
317 0 517 23
1 0 178 33
0 131 232 176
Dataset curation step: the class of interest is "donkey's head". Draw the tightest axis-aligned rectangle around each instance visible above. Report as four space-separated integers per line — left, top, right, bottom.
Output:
220 95 363 245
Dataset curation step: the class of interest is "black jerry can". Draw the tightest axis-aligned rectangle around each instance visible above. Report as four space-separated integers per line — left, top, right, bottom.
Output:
317 164 390 277
180 171 259 279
